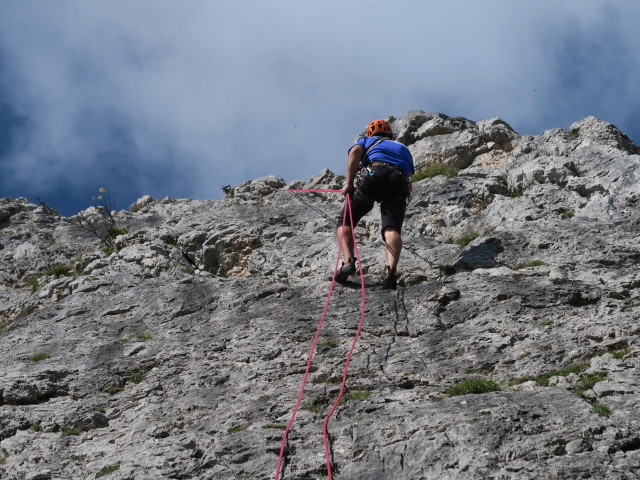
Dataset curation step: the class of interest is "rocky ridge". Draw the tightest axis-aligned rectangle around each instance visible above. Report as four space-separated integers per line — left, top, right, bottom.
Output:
1 111 640 479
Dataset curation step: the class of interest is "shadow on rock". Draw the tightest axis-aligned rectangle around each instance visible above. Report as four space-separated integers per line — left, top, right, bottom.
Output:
454 237 504 272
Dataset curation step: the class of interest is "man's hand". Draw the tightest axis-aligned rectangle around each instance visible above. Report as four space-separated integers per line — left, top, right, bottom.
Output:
342 183 355 196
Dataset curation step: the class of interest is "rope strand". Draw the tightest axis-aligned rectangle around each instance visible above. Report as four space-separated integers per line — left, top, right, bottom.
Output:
322 194 366 480
274 191 367 480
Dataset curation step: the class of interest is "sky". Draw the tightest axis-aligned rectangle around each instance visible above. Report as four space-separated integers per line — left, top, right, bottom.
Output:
1 0 640 216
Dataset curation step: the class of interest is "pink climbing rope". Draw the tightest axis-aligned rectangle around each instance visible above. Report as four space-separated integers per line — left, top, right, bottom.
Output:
321 193 366 480
273 190 367 480
286 189 343 193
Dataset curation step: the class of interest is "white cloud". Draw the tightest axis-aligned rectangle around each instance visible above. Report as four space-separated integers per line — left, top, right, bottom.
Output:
1 0 639 213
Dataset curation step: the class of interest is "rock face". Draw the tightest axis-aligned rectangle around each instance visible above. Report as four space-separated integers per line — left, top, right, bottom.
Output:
1 112 640 479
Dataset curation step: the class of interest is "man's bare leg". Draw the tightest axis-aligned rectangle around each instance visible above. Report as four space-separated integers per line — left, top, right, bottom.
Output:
336 226 355 264
383 227 402 270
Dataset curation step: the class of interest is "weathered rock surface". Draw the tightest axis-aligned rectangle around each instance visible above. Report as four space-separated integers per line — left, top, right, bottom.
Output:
2 112 640 479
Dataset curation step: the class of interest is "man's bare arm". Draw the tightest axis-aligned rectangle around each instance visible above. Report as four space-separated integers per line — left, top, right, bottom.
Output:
343 145 364 195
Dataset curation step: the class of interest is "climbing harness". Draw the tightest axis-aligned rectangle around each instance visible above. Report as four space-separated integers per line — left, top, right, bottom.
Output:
274 189 366 480
354 137 387 190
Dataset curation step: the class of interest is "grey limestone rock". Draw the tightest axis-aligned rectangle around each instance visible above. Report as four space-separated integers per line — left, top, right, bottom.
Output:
2 112 640 479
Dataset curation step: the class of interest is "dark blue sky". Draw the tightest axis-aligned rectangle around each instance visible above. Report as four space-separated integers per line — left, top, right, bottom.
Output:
1 1 639 216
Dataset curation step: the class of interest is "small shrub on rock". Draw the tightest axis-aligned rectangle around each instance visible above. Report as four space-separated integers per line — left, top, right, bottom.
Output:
74 188 128 250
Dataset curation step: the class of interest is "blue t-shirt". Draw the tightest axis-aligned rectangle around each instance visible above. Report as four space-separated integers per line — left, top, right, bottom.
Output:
349 136 415 177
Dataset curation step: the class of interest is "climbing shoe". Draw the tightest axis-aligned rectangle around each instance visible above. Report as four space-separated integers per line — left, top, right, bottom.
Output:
335 258 356 283
382 266 397 290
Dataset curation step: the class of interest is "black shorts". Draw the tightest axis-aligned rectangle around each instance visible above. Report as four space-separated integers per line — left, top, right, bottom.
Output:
336 163 409 237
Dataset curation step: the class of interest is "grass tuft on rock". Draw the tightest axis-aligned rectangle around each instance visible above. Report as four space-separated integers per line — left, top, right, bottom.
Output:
44 264 74 278
227 423 251 433
517 260 546 269
444 378 500 397
339 388 372 405
96 464 120 478
454 232 480 247
518 362 590 387
574 372 607 397
28 352 52 362
592 402 612 417
413 163 459 181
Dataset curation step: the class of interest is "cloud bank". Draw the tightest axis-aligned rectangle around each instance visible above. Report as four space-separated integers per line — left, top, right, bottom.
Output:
1 0 639 215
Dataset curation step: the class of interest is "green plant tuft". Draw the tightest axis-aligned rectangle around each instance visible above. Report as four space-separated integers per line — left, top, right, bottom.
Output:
227 423 251 433
0 320 11 334
574 372 607 397
320 464 340 477
454 232 480 247
96 464 120 478
24 275 42 292
61 428 82 437
28 352 52 362
104 386 124 395
105 226 129 239
127 372 146 384
136 332 152 341
44 264 73 278
531 362 590 387
127 366 152 384
17 306 39 319
305 400 326 413
518 260 546 269
413 163 459 181
592 402 612 417
611 347 631 359
444 378 500 397
339 388 372 404
311 373 342 385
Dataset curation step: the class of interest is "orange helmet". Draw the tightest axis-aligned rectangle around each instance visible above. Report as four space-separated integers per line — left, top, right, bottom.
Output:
366 119 393 137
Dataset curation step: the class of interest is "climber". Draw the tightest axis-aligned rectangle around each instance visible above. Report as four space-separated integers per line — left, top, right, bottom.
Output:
334 119 415 289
